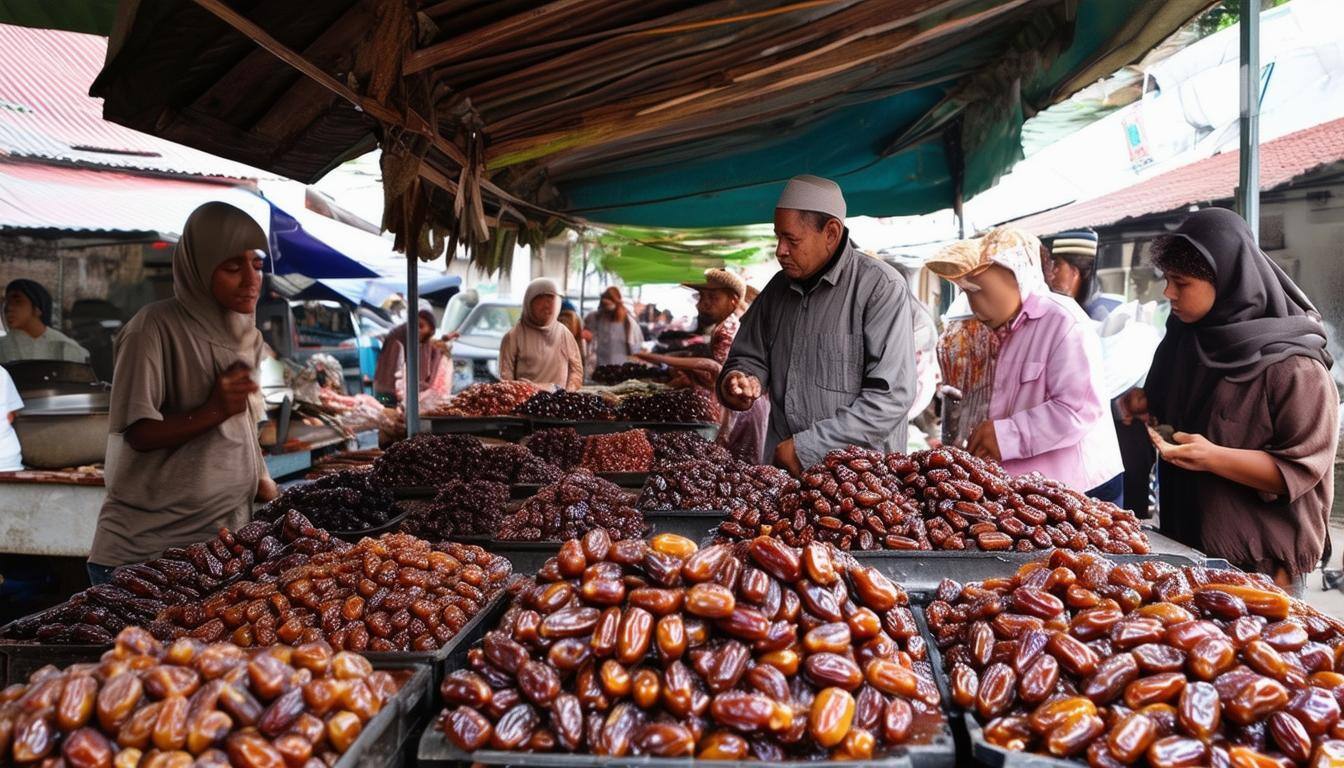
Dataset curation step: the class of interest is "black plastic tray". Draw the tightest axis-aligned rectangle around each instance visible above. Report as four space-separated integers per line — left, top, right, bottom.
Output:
418 624 957 768
0 590 508 689
846 548 1204 592
642 509 725 541
333 509 410 543
333 664 432 768
596 471 650 488
527 419 718 441
422 416 533 440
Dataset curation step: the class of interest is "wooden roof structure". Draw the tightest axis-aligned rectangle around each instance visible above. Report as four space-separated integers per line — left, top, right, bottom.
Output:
91 0 1211 269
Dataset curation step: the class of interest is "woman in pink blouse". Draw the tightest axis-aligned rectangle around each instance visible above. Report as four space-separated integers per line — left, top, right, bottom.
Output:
927 229 1124 503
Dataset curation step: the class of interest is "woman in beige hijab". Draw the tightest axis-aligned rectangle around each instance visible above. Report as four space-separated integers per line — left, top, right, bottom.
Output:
89 202 278 584
499 278 583 390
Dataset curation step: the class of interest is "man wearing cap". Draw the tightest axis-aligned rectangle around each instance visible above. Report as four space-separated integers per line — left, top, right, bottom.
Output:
635 268 744 401
718 175 915 475
1042 229 1121 322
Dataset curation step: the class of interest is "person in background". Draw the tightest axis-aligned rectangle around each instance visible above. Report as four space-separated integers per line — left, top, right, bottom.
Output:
373 307 448 407
1119 208 1336 596
90 202 278 585
0 364 23 471
1046 228 1154 517
0 279 90 364
557 306 585 380
500 278 583 390
585 286 643 368
1043 229 1121 322
635 268 744 413
926 228 1124 503
719 175 914 474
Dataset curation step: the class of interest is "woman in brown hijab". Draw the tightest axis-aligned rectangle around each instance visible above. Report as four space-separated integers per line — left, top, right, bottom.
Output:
1121 208 1336 595
89 202 278 584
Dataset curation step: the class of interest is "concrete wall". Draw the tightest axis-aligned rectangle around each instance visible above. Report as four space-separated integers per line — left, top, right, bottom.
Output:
0 237 171 326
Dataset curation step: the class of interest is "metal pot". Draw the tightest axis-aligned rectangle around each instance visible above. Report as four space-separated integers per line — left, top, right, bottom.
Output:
5 361 110 469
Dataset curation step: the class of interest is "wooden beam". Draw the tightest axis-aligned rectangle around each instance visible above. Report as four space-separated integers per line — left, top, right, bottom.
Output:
405 0 600 74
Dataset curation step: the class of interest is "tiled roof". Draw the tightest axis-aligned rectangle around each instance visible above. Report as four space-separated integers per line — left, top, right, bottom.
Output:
0 23 262 180
1011 116 1344 234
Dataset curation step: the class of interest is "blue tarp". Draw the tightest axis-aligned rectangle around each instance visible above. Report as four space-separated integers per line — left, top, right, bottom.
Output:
266 202 380 279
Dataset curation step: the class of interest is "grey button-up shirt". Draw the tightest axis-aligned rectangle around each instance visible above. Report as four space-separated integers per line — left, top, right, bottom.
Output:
719 239 915 469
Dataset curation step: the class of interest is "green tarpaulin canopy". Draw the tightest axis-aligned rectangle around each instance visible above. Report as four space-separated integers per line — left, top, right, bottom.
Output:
587 225 775 286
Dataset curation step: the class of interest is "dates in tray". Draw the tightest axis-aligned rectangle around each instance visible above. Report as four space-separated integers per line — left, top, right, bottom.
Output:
525 428 587 472
157 534 511 652
369 434 560 488
615 388 717 424
926 548 1344 767
581 430 654 474
427 380 539 417
513 390 617 421
400 479 512 540
720 446 1150 555
256 469 398 532
639 459 795 519
0 625 397 766
495 471 646 542
591 362 671 386
438 532 944 759
2 511 343 645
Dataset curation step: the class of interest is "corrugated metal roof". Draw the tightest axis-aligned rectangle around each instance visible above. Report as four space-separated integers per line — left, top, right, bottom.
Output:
0 160 268 235
0 23 264 180
1011 116 1344 234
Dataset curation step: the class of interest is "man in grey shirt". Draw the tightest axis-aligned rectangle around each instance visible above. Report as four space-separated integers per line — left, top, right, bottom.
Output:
718 175 915 474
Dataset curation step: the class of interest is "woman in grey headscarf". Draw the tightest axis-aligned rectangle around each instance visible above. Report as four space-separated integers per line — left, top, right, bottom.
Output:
89 202 277 584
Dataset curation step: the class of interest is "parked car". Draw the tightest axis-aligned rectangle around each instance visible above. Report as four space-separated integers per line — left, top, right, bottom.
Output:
448 299 521 392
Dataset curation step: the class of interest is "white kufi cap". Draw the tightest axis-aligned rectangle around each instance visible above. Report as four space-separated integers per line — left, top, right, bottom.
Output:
775 175 846 221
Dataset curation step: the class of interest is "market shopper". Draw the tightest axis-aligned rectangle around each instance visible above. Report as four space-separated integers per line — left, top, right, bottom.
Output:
89 202 279 584
926 227 1124 503
0 363 23 471
499 278 583 390
373 307 449 406
585 286 643 368
1043 229 1120 321
0 279 90 363
1119 207 1336 595
718 175 914 475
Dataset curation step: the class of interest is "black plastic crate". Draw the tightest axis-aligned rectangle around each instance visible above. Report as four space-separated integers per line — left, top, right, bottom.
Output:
642 509 725 542
416 584 957 768
423 416 534 440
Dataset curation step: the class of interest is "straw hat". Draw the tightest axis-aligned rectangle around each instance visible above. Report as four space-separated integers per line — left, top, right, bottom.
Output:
682 268 746 301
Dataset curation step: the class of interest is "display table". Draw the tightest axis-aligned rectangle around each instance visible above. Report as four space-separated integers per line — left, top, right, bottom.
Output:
0 473 104 557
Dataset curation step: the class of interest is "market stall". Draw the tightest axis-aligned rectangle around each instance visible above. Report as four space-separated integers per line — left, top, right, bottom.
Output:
3 2 1322 767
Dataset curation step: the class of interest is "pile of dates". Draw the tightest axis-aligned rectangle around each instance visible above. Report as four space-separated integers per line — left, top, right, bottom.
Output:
158 534 511 652
514 390 617 421
581 430 655 474
475 444 564 485
648 430 731 467
256 470 398 532
495 471 647 542
0 625 397 766
3 512 342 644
400 480 513 540
926 549 1344 767
639 459 795 517
305 448 382 479
616 389 717 424
437 532 944 758
769 447 930 551
591 363 670 386
892 448 1151 555
370 434 486 488
525 428 588 472
432 381 539 417
370 434 558 488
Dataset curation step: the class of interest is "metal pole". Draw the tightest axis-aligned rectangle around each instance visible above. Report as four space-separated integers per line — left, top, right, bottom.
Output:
1238 0 1261 240
404 256 419 435
577 237 590 315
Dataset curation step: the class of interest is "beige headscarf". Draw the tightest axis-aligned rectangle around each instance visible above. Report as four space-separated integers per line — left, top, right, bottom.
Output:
172 201 268 358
